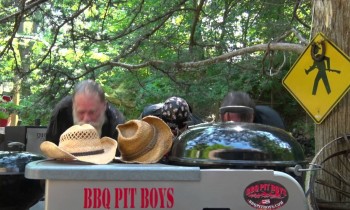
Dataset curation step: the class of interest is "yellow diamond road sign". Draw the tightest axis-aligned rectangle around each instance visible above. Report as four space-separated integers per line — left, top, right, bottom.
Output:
283 33 350 124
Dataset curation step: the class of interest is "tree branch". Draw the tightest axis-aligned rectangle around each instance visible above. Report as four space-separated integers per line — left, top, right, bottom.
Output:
0 0 49 23
110 42 305 71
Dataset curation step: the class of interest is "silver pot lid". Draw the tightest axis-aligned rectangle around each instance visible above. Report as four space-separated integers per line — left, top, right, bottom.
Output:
168 122 305 168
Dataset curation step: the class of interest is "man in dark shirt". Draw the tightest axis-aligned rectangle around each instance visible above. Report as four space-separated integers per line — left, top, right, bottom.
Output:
46 80 125 145
220 91 285 129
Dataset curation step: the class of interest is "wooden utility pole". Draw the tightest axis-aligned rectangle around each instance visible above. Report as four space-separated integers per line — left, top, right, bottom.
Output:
312 0 350 207
313 0 350 149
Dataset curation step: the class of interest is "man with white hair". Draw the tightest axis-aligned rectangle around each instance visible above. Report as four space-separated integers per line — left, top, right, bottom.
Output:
46 80 125 145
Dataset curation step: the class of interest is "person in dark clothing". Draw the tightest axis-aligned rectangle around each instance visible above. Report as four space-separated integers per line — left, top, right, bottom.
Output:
46 80 125 145
220 91 255 123
141 103 164 119
220 91 285 129
254 105 285 129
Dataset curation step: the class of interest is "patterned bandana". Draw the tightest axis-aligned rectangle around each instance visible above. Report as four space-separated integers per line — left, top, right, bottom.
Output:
161 97 190 129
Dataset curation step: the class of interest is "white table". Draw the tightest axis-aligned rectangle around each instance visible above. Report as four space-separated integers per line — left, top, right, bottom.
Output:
25 160 308 210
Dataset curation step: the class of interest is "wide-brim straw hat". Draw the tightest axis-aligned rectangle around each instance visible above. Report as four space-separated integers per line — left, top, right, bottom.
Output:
40 124 118 164
116 116 173 163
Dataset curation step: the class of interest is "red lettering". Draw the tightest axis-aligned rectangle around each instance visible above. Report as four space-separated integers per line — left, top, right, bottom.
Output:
115 188 137 208
93 188 102 208
270 185 275 193
129 188 137 208
84 188 92 208
102 188 111 209
123 188 137 208
149 188 158 208
157 188 165 208
271 185 280 197
248 186 253 194
276 186 281 197
254 185 259 193
141 188 149 208
141 187 174 208
280 188 287 197
260 184 269 191
248 185 259 194
167 188 174 208
123 188 128 208
115 188 122 208
91 188 111 209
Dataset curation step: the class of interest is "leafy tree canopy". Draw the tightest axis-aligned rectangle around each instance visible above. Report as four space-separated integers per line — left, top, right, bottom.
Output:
0 0 312 130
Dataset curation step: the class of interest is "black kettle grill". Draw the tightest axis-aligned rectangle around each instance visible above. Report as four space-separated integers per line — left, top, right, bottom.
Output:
168 122 306 182
0 142 45 210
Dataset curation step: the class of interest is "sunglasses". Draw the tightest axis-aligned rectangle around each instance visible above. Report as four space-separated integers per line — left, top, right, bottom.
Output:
219 106 254 123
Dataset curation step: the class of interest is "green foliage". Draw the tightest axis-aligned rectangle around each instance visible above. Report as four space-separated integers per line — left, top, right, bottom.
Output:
0 110 9 119
0 0 312 133
0 100 21 119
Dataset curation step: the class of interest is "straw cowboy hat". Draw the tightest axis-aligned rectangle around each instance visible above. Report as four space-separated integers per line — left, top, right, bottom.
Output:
116 116 173 163
40 124 118 164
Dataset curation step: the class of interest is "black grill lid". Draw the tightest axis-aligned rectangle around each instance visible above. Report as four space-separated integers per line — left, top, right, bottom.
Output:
168 122 305 168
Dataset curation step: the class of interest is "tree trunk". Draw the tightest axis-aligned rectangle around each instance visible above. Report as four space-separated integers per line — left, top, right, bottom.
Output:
312 0 350 207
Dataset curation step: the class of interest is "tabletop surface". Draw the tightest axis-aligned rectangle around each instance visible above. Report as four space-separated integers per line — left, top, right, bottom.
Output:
25 159 202 181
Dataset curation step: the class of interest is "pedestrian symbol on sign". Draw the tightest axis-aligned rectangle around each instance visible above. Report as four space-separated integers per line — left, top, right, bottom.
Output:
305 42 341 95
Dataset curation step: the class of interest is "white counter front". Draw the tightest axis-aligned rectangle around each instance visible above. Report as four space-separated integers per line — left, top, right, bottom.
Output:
25 160 308 210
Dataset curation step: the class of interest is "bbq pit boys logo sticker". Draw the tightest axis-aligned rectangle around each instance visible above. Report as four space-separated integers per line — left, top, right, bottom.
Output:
244 180 288 209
